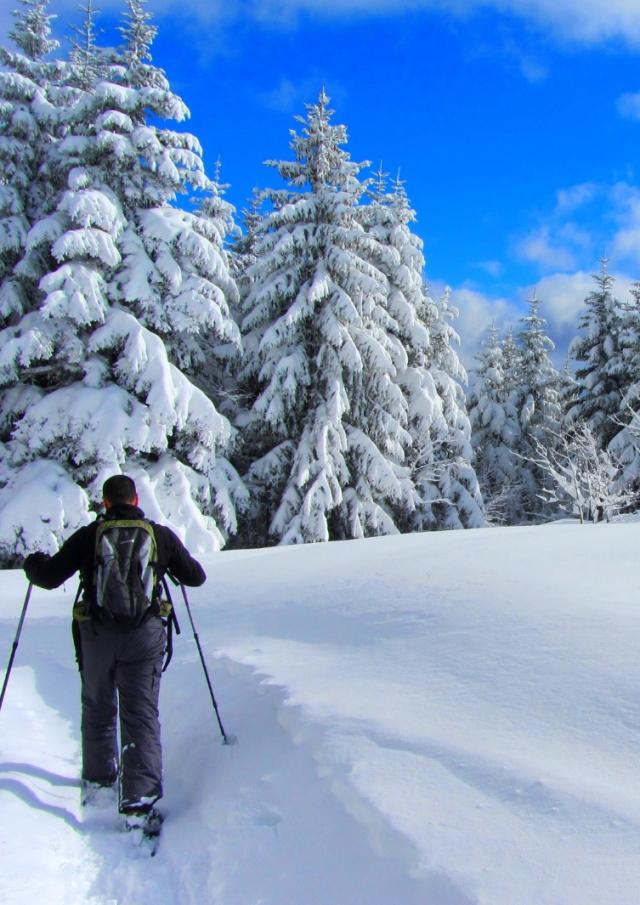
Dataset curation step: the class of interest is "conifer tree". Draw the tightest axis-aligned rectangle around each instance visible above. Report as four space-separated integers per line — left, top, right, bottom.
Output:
191 170 242 420
360 174 484 529
421 287 485 528
515 295 562 441
240 91 418 545
619 281 640 409
510 295 562 519
0 0 63 325
0 0 243 560
9 0 58 63
608 282 640 490
569 260 626 448
232 192 263 312
468 324 520 522
69 0 110 90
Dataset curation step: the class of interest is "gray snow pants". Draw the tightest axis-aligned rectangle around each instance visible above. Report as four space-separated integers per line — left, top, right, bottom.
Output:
77 616 166 812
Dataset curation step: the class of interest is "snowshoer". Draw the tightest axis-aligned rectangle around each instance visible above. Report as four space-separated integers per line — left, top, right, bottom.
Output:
23 474 206 826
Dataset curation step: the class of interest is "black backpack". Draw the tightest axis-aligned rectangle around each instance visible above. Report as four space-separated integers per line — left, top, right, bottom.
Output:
93 519 159 626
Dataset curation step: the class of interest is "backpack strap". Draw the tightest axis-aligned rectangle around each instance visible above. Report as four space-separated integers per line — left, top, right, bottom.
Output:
71 580 85 671
160 576 181 672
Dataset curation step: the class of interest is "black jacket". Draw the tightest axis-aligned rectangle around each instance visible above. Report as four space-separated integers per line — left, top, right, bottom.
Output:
24 503 206 594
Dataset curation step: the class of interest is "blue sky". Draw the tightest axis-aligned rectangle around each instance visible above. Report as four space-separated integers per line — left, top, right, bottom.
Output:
4 0 640 365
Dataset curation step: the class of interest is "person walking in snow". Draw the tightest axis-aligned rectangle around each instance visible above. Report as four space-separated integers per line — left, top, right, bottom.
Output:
23 474 206 825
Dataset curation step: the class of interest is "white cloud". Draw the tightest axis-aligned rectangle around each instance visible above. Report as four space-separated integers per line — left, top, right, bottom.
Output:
499 0 640 44
446 284 519 369
247 0 640 45
515 225 578 272
447 268 637 372
557 222 593 250
530 271 595 330
259 77 306 113
530 269 636 363
611 225 640 264
555 182 598 214
474 259 504 277
258 75 343 114
512 182 603 276
609 181 640 267
617 92 640 119
5 0 640 47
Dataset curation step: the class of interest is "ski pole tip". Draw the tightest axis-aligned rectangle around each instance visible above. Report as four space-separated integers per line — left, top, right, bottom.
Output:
222 733 238 746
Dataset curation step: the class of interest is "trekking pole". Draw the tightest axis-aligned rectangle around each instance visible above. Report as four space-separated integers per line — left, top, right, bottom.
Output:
0 582 33 714
179 583 237 746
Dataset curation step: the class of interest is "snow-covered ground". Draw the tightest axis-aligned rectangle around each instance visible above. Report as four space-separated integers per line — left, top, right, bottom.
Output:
1 519 639 905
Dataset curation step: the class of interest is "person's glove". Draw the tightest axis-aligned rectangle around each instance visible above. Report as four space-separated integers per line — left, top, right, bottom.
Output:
23 551 49 580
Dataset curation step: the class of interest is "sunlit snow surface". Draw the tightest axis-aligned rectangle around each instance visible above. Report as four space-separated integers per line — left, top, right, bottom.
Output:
1 520 639 904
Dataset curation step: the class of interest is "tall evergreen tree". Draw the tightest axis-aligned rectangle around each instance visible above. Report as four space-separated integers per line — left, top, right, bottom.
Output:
0 0 243 560
515 295 562 441
569 260 626 448
9 0 58 63
510 295 562 519
421 287 485 528
191 170 242 421
468 324 520 522
608 281 640 490
360 172 432 530
360 174 483 529
0 0 64 325
69 0 105 90
239 91 418 545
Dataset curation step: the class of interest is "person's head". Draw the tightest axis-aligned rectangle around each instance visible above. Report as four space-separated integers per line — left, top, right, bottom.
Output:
102 475 138 509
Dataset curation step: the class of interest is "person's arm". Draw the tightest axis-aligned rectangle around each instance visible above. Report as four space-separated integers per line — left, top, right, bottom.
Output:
23 527 89 589
160 527 206 587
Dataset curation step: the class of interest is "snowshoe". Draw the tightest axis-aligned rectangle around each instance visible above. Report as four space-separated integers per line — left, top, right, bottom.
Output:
123 807 164 856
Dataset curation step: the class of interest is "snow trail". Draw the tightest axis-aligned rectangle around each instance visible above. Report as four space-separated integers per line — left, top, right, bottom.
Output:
0 601 466 905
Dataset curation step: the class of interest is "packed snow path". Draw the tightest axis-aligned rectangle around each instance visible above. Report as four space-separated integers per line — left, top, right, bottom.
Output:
1 520 639 904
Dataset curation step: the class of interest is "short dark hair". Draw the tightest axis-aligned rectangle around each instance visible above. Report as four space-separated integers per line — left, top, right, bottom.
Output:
103 475 137 505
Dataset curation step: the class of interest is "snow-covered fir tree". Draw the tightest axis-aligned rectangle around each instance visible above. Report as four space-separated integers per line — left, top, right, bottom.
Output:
509 294 563 520
468 324 520 523
0 0 244 561
0 0 64 329
421 286 485 528
515 295 562 440
8 0 58 64
569 260 626 448
69 0 105 90
239 92 423 545
363 174 483 530
470 300 563 525
191 168 243 422
608 281 640 491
